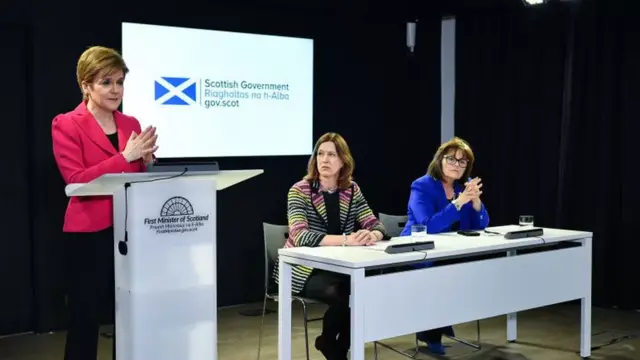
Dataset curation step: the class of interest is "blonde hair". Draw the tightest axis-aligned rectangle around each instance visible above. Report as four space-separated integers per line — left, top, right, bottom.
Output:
76 46 129 100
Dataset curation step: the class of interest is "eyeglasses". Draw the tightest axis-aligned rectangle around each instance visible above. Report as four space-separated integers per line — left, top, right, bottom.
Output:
444 155 468 168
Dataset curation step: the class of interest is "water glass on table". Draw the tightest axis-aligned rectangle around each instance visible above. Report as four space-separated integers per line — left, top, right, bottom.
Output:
519 215 534 227
411 224 427 238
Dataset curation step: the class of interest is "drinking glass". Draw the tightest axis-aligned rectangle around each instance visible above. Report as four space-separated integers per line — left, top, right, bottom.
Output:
411 224 427 237
519 215 534 227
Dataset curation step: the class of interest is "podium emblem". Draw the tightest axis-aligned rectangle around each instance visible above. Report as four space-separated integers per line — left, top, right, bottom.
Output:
160 196 194 216
143 196 210 234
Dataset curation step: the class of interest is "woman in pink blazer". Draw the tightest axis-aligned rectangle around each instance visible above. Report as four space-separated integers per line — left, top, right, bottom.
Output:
51 46 158 360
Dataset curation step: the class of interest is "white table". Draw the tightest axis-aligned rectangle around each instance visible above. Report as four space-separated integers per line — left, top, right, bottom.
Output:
277 226 592 360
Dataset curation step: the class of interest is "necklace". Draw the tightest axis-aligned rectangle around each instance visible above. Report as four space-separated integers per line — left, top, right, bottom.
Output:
319 180 337 194
321 185 337 194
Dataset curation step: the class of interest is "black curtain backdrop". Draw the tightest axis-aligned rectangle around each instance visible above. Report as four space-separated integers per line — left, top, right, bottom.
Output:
0 0 442 335
0 24 32 336
455 4 570 229
10 0 639 338
455 0 640 310
560 0 640 310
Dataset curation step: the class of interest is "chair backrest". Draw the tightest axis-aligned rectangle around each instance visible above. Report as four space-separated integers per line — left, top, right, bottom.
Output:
262 223 289 289
378 213 408 237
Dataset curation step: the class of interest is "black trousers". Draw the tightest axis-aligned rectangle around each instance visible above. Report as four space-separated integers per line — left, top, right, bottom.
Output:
64 227 116 360
302 270 351 360
301 268 450 359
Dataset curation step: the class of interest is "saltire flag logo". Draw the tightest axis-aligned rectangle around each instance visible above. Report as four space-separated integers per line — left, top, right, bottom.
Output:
154 77 197 105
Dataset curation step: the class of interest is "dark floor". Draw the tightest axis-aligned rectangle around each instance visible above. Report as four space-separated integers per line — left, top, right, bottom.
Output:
0 302 638 359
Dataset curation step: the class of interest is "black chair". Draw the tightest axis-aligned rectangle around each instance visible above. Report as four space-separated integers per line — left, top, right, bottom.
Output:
256 223 324 360
378 213 408 238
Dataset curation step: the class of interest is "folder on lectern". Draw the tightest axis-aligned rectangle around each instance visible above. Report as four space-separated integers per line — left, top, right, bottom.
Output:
65 168 263 360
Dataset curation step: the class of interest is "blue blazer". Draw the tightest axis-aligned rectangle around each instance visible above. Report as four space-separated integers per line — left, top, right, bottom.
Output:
400 174 490 236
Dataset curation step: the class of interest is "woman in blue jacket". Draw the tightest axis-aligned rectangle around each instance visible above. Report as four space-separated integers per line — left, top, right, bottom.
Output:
400 136 489 354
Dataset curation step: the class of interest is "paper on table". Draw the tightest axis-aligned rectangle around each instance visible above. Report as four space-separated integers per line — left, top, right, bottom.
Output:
366 242 391 251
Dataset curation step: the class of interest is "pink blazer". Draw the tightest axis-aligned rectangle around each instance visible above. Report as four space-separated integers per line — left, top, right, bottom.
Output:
52 102 146 232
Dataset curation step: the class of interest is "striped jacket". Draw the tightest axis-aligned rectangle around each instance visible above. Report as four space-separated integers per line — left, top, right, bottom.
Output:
272 179 388 294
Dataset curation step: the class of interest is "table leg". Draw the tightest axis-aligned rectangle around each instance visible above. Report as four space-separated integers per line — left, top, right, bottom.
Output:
580 238 592 358
506 250 517 342
580 295 592 358
278 260 293 360
506 313 517 342
350 269 365 360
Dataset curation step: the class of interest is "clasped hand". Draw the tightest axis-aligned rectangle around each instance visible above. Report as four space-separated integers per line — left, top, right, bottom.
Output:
345 229 380 246
122 126 159 163
458 177 483 206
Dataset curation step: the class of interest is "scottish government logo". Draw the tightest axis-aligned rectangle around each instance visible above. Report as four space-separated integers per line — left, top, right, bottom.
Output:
153 76 291 109
154 77 198 105
143 196 210 234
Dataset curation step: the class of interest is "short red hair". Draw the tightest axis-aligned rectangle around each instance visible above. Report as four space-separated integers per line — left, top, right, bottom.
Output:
76 46 129 100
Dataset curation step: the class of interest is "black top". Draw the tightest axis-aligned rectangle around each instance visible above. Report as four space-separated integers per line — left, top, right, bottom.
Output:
106 132 119 151
323 191 342 235
448 196 460 232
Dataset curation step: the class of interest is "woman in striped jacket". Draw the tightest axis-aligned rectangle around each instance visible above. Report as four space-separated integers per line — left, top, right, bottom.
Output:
273 132 388 360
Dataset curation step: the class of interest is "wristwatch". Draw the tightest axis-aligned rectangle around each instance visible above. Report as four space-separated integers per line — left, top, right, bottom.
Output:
452 199 462 211
342 233 348 246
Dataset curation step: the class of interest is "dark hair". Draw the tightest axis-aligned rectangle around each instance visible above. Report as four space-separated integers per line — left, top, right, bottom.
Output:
304 132 355 190
427 137 475 182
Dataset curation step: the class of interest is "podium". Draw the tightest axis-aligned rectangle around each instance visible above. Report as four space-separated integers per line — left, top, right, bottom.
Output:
65 169 263 360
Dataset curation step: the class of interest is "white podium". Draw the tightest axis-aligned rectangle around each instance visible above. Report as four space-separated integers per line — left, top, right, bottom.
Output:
65 169 263 360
